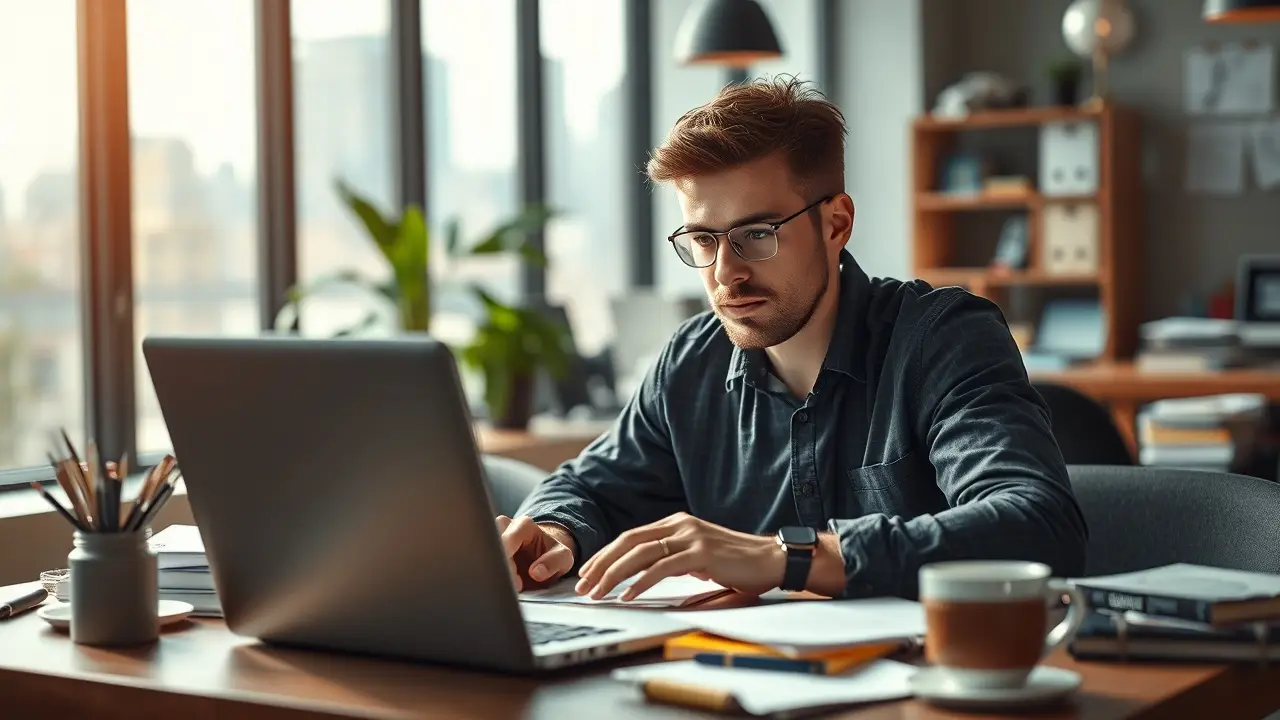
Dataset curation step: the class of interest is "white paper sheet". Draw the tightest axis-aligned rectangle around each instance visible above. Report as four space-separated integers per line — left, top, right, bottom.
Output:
612 659 916 716
1185 43 1274 115
667 597 925 655
518 574 728 608
1249 119 1280 190
1185 123 1245 195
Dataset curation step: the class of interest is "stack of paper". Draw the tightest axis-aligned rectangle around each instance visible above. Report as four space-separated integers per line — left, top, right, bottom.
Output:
519 575 730 608
149 524 220 616
669 597 926 656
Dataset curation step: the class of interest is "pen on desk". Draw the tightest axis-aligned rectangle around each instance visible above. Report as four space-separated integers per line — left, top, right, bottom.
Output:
0 587 48 620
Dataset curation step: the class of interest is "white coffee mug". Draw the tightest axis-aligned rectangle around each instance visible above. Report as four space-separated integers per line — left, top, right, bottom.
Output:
919 560 1085 690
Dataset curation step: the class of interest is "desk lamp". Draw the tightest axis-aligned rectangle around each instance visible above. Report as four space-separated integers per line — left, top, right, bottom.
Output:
1204 0 1280 22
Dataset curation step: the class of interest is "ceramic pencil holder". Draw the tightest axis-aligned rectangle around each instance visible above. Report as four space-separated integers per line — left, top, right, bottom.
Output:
67 530 158 646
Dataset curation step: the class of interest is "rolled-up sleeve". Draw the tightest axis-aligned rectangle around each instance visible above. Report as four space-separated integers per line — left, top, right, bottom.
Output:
517 346 687 566
829 291 1089 598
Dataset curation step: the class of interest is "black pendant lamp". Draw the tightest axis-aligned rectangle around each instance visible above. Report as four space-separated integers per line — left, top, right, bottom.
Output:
674 0 783 68
1204 0 1280 22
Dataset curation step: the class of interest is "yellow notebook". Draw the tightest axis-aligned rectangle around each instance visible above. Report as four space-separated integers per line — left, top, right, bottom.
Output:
663 632 900 675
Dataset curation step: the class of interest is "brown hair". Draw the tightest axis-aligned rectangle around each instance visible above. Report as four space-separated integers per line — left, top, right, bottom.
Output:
646 75 846 198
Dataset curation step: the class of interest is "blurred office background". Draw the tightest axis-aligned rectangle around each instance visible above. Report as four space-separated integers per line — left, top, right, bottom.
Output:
3 0 1280 488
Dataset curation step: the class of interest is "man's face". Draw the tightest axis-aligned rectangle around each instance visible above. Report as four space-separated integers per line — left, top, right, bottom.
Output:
673 154 833 350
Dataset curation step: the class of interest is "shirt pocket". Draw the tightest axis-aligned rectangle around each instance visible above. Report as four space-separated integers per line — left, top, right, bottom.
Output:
845 453 929 515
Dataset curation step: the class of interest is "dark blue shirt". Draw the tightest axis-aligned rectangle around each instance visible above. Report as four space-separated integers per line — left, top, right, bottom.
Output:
519 248 1088 598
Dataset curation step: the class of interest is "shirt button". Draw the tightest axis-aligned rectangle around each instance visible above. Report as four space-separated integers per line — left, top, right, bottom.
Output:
800 483 815 497
796 411 809 423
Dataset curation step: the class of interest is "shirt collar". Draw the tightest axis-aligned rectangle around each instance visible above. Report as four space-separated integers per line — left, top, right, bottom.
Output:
724 247 871 390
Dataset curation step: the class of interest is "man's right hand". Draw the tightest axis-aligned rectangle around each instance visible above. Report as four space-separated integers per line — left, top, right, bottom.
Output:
495 515 577 591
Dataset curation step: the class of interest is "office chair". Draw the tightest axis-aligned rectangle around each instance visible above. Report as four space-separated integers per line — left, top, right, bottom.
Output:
1069 465 1280 576
481 454 548 518
1033 382 1133 465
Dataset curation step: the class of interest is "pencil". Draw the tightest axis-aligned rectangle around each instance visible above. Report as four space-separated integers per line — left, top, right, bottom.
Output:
47 453 90 528
30 482 89 533
60 429 95 530
132 477 177 532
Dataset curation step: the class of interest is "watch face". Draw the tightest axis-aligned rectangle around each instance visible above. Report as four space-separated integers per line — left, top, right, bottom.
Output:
779 526 818 546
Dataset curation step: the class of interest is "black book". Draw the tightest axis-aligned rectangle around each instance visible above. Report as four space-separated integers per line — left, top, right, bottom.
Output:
1069 610 1279 662
1071 563 1280 626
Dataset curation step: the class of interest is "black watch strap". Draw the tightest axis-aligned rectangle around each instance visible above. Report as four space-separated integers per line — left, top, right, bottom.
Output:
781 545 814 592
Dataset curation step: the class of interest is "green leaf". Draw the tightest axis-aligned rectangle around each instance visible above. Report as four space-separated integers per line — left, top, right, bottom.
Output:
335 179 396 249
274 271 378 331
465 204 557 264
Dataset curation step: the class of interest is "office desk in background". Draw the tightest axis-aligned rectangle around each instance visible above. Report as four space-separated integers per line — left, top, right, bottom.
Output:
0 583 1277 720
1031 361 1280 455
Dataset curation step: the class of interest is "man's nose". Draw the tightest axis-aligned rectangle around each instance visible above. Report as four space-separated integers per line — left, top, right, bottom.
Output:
712 237 749 288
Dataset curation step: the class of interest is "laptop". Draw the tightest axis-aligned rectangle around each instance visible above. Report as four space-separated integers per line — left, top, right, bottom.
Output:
141 334 689 672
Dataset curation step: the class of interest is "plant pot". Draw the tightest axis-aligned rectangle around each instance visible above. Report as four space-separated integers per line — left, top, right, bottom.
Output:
491 372 535 430
1053 77 1080 107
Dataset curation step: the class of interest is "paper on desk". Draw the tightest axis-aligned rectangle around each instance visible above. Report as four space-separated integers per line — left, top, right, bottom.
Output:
669 597 925 655
612 659 916 716
518 574 729 608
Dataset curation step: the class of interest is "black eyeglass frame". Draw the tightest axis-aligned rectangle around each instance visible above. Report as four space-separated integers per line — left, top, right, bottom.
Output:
666 195 834 268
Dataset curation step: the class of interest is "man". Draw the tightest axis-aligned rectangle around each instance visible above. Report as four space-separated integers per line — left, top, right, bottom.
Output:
496 76 1087 602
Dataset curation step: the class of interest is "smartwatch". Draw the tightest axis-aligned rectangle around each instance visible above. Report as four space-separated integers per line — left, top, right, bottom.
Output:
775 526 818 592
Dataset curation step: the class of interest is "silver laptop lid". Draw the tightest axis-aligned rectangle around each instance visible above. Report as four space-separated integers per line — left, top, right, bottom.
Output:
142 335 537 671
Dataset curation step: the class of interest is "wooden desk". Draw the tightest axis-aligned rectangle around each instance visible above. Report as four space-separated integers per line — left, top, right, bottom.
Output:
1 585 1277 720
1030 361 1280 453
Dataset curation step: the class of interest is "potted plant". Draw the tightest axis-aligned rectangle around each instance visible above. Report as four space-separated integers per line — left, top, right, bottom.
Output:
459 288 572 429
1048 58 1083 107
277 180 568 429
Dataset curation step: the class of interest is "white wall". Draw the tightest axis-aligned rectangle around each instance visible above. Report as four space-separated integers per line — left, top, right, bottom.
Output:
836 0 925 282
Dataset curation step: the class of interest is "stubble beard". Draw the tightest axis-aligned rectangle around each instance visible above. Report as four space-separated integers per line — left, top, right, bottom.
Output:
717 241 830 350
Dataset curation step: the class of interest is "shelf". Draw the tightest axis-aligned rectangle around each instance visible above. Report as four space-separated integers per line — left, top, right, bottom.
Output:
916 191 1097 211
918 268 1100 288
913 106 1104 132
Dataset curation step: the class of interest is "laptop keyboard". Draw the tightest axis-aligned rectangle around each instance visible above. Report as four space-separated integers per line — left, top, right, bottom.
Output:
526 621 622 646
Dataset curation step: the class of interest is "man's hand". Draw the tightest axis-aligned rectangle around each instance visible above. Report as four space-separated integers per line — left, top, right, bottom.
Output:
574 512 783 601
496 516 577 591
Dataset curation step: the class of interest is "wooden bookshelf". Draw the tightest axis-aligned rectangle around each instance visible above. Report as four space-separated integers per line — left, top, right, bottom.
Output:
911 103 1143 361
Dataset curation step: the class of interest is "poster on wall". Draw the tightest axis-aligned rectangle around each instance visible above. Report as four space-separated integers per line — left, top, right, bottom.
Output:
1249 119 1280 190
1185 123 1245 195
1184 42 1274 115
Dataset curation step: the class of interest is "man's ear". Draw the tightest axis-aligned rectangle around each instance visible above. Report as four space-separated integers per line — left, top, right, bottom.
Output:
827 193 854 249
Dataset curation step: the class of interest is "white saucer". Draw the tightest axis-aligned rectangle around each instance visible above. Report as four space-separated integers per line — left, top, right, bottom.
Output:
37 600 195 631
909 665 1082 711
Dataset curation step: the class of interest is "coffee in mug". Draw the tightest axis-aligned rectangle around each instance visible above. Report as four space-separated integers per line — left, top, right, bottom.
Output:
918 560 1085 690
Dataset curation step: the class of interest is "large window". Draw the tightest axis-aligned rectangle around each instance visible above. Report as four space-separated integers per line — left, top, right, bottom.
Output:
541 0 628 357
128 0 260 453
423 0 519 346
292 0 395 337
0 0 84 468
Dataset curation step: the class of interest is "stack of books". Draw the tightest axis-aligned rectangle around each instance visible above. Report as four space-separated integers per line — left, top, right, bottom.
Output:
1069 563 1280 662
1137 393 1267 472
1135 316 1280 372
148 524 221 616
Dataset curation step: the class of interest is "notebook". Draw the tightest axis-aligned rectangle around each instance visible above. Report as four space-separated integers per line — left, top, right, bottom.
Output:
147 524 208 570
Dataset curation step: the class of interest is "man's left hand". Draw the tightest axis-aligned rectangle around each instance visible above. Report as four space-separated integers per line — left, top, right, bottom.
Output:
574 512 783 601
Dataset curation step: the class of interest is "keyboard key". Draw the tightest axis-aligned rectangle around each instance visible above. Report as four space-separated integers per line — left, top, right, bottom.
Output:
527 621 621 645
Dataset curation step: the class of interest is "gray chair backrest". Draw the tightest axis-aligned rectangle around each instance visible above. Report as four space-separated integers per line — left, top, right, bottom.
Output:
1033 382 1132 465
481 454 547 518
1069 465 1280 577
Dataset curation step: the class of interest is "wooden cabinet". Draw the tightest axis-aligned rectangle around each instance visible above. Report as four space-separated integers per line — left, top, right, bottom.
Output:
910 104 1143 361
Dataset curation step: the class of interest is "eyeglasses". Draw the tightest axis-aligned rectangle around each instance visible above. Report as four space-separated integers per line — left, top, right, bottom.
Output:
667 196 831 269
